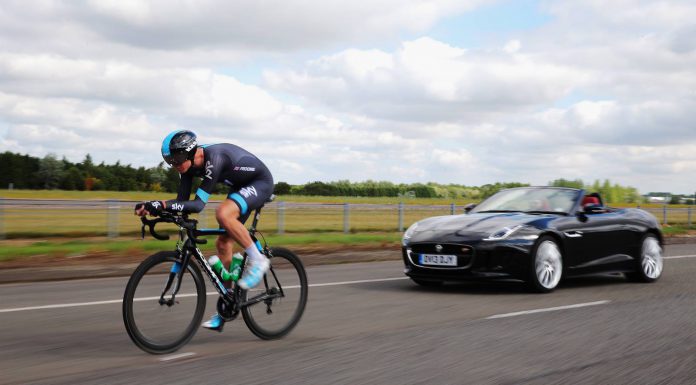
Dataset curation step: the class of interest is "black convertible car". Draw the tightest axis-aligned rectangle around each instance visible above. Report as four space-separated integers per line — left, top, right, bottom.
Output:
402 187 663 292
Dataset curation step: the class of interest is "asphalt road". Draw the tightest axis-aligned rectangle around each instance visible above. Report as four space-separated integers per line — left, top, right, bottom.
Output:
2 244 696 385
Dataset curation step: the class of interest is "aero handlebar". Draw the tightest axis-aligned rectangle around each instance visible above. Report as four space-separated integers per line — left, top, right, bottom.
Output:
140 212 207 244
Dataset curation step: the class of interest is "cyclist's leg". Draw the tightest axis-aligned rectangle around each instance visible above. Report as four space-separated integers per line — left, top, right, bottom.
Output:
223 179 274 289
216 200 255 252
214 233 235 271
202 225 240 331
217 200 267 290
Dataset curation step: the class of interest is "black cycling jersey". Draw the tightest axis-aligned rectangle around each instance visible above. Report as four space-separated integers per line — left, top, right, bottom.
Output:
164 143 273 219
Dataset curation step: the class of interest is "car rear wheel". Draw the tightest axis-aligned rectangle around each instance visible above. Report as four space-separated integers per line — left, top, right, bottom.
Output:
627 234 663 283
527 236 563 293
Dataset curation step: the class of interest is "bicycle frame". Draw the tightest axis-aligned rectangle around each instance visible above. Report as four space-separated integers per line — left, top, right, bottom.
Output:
151 205 285 316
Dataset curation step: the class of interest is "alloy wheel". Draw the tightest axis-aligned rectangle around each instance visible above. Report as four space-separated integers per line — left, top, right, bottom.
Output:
641 236 663 279
535 240 563 290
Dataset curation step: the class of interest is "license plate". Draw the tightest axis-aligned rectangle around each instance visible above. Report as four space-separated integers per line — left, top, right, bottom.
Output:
420 254 457 266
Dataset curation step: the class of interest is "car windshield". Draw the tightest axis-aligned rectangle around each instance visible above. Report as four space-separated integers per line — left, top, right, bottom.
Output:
471 188 580 215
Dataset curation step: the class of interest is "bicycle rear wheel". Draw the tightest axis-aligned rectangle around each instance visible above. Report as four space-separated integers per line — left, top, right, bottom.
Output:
242 247 308 340
123 251 206 354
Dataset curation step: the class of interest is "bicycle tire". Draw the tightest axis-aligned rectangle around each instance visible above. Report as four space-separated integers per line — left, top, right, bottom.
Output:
123 251 207 354
242 247 308 340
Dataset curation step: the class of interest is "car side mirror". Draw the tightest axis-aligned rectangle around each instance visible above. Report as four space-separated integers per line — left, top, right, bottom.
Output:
464 203 476 213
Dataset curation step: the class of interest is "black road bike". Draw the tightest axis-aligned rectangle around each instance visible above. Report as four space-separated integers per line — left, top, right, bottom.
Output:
123 198 308 354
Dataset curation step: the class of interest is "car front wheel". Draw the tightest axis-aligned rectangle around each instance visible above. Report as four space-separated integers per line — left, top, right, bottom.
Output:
627 234 663 283
527 236 563 293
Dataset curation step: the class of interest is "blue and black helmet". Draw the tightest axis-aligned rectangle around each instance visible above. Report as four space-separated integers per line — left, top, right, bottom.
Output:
161 130 197 166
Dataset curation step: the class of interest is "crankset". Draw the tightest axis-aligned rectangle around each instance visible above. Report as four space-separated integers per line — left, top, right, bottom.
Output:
217 296 240 321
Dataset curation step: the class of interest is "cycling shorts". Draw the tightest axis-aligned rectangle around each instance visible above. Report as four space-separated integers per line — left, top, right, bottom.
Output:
227 176 274 224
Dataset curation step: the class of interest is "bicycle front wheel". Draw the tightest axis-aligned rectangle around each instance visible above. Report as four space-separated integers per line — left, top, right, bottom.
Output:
242 247 308 340
123 251 206 354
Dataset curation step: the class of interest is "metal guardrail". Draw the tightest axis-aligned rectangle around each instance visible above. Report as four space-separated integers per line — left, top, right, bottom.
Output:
0 198 465 239
0 198 692 239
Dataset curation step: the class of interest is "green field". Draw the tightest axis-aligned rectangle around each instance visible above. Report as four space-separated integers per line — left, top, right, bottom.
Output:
0 189 692 260
0 189 470 239
0 232 402 262
0 190 443 260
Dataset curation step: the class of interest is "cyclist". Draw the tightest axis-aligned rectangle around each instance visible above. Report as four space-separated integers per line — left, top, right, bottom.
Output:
135 130 274 331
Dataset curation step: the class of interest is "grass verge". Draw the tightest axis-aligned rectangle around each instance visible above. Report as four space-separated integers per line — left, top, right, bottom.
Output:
0 232 402 263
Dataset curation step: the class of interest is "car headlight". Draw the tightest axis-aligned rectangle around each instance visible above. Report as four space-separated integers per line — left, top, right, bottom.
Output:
484 225 538 241
402 222 419 246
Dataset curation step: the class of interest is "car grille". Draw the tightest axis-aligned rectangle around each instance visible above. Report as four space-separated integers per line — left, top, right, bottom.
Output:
408 243 474 268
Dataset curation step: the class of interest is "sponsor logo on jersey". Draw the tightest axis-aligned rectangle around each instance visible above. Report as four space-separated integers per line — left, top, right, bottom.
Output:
239 186 257 198
205 161 214 180
234 166 256 172
171 203 184 212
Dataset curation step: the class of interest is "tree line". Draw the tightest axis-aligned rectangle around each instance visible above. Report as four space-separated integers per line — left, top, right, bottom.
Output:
0 152 647 203
1 152 180 192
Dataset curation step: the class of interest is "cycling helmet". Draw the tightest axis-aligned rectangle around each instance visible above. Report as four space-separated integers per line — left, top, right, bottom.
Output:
161 130 197 166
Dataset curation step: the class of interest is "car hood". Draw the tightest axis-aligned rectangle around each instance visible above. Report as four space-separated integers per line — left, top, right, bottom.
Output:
409 212 547 241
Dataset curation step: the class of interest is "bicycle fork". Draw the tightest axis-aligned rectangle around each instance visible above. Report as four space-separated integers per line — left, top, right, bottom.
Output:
158 250 195 307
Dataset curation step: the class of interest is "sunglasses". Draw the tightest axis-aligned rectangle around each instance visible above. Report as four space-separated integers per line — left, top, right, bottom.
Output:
164 151 189 166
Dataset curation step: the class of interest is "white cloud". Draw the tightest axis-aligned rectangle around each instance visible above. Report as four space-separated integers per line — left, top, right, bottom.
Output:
1 0 696 193
265 37 584 122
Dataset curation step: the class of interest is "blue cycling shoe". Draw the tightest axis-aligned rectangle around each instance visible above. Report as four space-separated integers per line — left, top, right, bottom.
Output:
238 258 270 290
201 313 225 332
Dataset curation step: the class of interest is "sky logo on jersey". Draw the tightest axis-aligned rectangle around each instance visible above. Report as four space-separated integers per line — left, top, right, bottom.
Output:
205 161 213 180
171 203 184 211
239 186 257 198
234 166 255 172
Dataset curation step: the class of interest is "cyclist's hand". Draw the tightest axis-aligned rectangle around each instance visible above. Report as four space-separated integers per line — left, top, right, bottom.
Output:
134 202 147 216
144 201 164 216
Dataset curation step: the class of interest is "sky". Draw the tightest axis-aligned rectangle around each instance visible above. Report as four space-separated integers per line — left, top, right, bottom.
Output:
1 0 695 194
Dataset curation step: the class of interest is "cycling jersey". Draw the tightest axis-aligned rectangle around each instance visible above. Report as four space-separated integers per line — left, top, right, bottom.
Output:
164 143 273 222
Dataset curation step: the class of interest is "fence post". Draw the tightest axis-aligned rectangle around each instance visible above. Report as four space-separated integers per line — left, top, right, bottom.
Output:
277 201 285 235
688 206 692 228
0 198 5 240
343 203 350 234
108 200 120 238
663 205 667 225
398 202 404 232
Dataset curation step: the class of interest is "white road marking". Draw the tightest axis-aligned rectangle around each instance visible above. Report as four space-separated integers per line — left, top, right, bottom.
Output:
0 299 124 313
664 254 696 260
0 277 408 313
159 352 196 362
486 300 611 319
304 276 408 288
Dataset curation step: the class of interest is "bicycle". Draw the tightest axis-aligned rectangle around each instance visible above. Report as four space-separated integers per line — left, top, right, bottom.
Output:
122 197 308 354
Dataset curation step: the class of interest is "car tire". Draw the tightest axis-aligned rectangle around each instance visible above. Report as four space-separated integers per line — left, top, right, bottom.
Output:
626 233 663 283
411 278 444 287
527 236 563 293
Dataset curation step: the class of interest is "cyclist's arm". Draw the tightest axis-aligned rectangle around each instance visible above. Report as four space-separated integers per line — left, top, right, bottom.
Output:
164 161 218 214
177 173 193 201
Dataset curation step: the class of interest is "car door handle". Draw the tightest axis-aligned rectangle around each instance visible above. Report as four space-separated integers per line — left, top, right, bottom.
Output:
564 231 583 238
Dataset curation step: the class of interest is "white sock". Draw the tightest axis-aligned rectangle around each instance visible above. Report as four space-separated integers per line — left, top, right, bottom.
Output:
245 244 265 264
